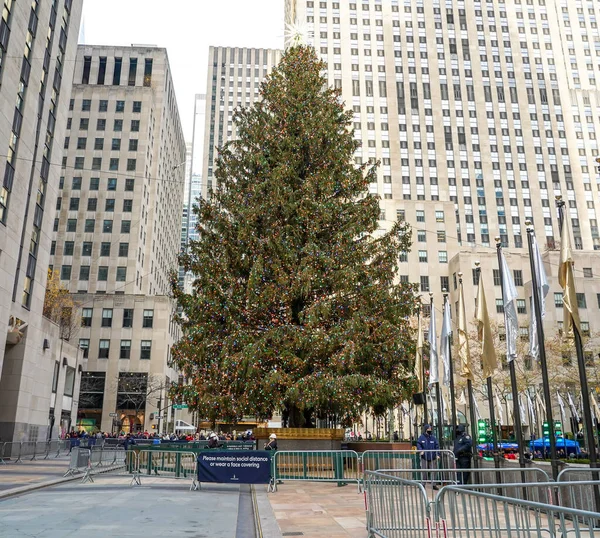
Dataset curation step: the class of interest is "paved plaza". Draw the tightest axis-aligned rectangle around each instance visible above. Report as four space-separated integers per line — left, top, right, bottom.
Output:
0 458 370 538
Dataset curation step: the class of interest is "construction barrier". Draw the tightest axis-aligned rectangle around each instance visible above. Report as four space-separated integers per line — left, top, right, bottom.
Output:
268 450 361 492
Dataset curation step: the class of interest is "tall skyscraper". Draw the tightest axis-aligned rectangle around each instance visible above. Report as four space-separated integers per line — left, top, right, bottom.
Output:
50 45 186 434
202 47 282 199
0 0 84 442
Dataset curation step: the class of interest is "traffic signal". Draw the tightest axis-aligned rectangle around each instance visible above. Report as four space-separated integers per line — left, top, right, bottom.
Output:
477 419 487 444
555 421 563 436
543 421 550 437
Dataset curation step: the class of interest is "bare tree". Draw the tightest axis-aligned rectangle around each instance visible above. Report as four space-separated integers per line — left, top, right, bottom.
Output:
114 373 169 419
43 269 79 341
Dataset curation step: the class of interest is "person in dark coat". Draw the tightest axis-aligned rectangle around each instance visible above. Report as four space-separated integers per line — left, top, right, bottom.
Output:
417 424 440 488
453 424 473 485
207 433 219 448
123 433 136 451
264 433 278 450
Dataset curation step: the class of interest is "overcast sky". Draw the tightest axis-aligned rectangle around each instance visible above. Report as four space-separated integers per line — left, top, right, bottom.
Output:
80 0 284 141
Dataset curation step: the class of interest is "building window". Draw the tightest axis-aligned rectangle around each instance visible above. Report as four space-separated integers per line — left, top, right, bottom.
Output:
64 366 76 397
143 58 153 86
83 243 93 257
116 267 127 281
120 340 131 359
105 198 115 212
123 309 134 328
127 159 136 171
493 269 501 286
140 340 152 359
554 293 563 307
87 198 97 211
60 265 72 280
132 101 142 113
98 266 108 281
103 220 113 233
129 140 138 152
90 177 100 190
52 362 60 393
113 119 123 131
582 321 590 337
107 178 117 190
99 100 108 112
583 267 593 278
121 220 131 233
143 309 154 328
113 57 122 85
513 270 523 286
420 276 430 292
79 265 90 281
438 251 448 263
64 241 74 256
437 231 446 243
115 100 125 113
519 327 529 341
128 57 138 86
417 230 426 242
517 299 527 314
111 138 121 151
440 276 449 292
416 210 425 222
101 309 113 327
418 250 428 263
109 158 119 171
577 293 587 309
130 120 140 132
81 308 93 327
496 299 504 313
99 340 110 359
125 178 135 191
123 199 133 212
79 339 90 359
118 243 129 257
435 211 444 222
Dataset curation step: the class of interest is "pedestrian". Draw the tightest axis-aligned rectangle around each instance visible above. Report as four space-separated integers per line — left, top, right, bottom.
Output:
207 433 219 448
123 433 136 451
264 433 277 450
453 424 473 485
417 424 440 489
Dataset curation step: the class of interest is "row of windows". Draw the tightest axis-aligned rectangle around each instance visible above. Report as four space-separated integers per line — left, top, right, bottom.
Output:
81 308 153 328
70 99 143 113
52 241 130 257
54 218 131 234
67 117 140 132
81 56 153 88
65 137 138 152
65 156 137 172
79 338 152 360
553 293 600 311
60 265 127 282
59 176 135 191
56 197 133 212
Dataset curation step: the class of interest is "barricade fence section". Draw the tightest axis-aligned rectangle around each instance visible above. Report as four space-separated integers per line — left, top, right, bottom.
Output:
364 470 431 538
362 450 456 474
135 450 198 490
269 450 361 492
64 448 91 477
437 484 600 538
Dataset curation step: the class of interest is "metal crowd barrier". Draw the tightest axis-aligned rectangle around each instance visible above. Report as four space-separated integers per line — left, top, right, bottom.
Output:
362 449 456 473
134 450 198 490
269 450 361 492
64 448 91 477
364 470 432 538
437 484 600 538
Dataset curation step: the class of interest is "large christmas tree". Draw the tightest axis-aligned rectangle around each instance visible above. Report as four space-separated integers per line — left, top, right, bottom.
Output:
172 46 416 427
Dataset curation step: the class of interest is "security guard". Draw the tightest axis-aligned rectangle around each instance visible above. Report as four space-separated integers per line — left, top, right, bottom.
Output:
453 424 473 485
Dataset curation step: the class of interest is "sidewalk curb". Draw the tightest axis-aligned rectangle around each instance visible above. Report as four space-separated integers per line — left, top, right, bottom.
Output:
0 474 80 501
253 485 282 538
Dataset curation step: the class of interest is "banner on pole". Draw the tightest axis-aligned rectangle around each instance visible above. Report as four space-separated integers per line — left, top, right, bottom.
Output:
197 451 272 484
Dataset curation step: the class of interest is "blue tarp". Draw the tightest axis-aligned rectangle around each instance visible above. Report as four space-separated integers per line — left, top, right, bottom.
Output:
529 437 581 455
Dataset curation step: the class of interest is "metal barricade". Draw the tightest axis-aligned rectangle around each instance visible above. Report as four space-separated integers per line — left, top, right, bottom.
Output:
64 448 91 477
374 466 552 503
269 450 361 492
364 470 431 538
557 468 600 513
437 484 600 537
362 449 456 473
18 441 37 462
135 450 198 490
46 440 60 459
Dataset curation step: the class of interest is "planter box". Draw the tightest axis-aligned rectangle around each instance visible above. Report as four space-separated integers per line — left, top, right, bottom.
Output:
347 442 413 453
254 428 344 451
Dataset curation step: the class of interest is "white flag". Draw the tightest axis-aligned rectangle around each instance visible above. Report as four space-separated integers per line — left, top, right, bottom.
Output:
536 392 547 416
519 394 527 425
529 235 549 360
440 299 452 386
591 392 600 425
496 391 504 426
458 390 467 406
499 251 519 362
557 392 567 428
567 393 580 424
428 390 436 424
527 392 536 428
442 393 450 422
472 396 482 421
428 308 439 386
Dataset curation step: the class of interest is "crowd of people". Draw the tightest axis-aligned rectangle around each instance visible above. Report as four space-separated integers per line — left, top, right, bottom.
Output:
64 429 257 442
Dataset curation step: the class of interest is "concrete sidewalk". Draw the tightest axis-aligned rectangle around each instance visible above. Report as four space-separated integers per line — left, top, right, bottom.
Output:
261 482 367 538
0 456 72 494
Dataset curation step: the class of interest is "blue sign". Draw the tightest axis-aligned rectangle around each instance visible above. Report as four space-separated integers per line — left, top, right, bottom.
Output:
197 451 272 484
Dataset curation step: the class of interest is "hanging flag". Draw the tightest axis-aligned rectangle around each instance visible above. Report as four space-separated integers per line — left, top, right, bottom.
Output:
475 272 497 378
557 392 567 428
558 215 582 336
519 394 527 425
526 392 536 428
536 392 546 415
400 403 410 416
472 395 482 421
442 393 450 423
529 235 550 360
428 390 436 424
567 393 580 424
496 391 504 426
458 390 467 406
499 250 519 362
428 307 439 386
415 312 424 393
590 392 600 425
457 279 474 381
440 299 452 387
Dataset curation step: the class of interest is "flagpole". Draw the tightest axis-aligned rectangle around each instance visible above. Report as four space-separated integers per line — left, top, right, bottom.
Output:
431 293 444 447
443 290 458 439
475 263 501 469
555 197 600 495
419 300 428 424
459 273 479 470
495 237 527 471
525 222 559 479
